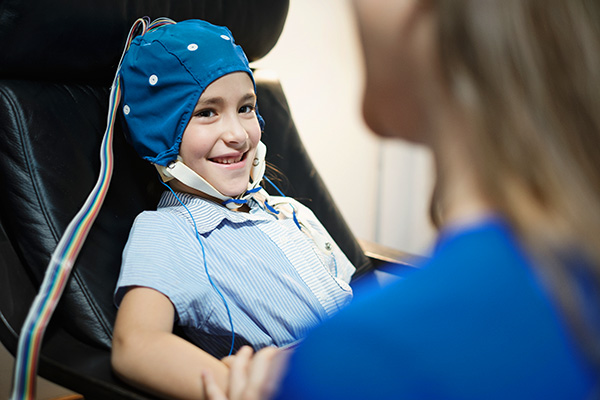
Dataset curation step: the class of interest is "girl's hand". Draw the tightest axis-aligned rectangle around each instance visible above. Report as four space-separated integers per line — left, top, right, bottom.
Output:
203 346 289 400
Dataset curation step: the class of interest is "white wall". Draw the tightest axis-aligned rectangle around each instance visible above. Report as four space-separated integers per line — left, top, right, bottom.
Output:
253 0 437 255
253 0 379 241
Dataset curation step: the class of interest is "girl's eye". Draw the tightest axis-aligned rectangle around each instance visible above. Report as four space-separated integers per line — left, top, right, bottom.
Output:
239 105 255 114
195 109 215 118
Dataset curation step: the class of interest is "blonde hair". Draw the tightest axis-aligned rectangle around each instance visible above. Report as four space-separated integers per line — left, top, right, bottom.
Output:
434 0 600 362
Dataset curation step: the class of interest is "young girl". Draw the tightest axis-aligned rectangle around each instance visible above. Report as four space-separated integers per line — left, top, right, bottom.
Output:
110 18 355 399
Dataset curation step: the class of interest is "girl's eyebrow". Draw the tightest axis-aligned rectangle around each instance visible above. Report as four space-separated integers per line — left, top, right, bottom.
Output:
195 93 257 109
195 96 224 107
240 93 257 103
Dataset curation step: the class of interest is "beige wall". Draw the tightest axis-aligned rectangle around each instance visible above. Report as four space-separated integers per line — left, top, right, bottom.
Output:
254 0 436 255
1 344 74 399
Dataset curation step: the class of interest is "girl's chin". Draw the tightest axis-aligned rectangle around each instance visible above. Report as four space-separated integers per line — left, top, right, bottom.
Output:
211 181 251 198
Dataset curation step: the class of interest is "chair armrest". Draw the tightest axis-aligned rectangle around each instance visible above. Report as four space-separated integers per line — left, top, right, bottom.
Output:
357 239 427 270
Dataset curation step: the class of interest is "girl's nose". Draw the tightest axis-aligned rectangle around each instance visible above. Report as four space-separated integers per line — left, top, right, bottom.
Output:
221 114 248 145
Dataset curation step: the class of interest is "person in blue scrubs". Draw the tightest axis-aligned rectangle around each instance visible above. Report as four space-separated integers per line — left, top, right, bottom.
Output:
203 0 600 398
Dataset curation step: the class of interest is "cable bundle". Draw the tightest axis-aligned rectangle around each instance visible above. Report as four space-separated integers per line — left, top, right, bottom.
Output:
8 17 172 400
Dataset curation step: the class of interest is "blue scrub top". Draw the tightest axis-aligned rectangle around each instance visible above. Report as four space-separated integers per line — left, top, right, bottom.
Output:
275 217 596 399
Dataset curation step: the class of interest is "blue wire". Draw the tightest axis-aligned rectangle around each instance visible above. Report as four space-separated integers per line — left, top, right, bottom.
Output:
332 253 338 277
159 180 236 356
291 206 302 231
245 186 262 194
221 186 263 207
263 176 286 197
222 198 247 207
263 200 280 215
263 176 302 230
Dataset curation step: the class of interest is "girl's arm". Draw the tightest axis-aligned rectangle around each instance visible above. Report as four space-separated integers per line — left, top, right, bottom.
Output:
111 286 229 399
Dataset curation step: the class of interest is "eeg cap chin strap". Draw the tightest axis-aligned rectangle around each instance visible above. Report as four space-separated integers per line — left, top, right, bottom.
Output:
156 141 268 210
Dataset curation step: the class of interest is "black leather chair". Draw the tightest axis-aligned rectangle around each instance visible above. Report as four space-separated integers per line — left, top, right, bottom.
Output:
0 1 417 398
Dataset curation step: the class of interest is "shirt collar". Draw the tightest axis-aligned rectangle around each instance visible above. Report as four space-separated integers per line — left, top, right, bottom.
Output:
157 190 274 234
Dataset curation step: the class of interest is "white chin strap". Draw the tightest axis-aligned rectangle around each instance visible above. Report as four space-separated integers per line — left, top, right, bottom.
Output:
156 141 267 210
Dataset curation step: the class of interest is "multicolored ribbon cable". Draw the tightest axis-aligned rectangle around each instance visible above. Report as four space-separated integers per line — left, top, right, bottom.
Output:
9 17 174 400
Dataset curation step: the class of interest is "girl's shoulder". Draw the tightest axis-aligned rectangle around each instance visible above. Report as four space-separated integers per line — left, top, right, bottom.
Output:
128 206 196 244
265 196 317 219
133 207 187 227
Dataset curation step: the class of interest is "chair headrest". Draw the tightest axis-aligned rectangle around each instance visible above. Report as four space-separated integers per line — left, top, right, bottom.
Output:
0 0 289 84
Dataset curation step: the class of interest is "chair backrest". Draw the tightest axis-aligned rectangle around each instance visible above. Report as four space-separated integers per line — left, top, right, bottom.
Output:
0 0 371 357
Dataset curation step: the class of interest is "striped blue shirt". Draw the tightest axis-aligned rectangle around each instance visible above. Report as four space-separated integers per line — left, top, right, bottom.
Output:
115 191 355 357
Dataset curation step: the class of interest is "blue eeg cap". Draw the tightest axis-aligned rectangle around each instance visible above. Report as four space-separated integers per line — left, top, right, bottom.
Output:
119 19 265 166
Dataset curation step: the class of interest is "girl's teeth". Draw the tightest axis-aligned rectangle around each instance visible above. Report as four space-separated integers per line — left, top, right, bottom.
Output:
213 156 242 164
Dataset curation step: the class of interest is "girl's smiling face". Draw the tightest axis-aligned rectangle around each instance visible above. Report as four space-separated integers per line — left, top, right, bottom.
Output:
174 71 262 198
